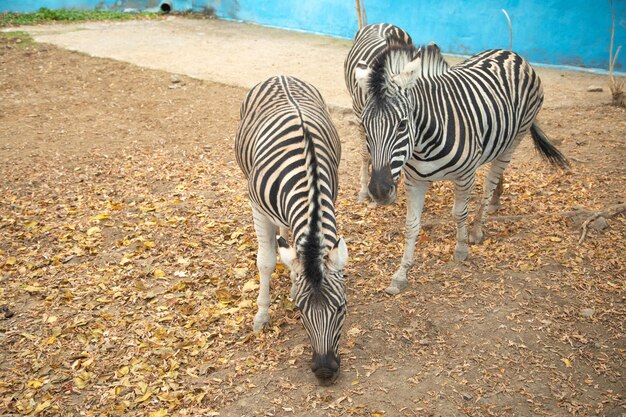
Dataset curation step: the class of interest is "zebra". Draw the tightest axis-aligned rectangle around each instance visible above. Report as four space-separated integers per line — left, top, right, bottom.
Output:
235 75 348 385
353 42 569 295
345 23 448 202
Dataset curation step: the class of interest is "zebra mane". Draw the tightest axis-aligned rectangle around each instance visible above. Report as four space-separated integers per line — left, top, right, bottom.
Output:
299 126 325 289
368 41 449 103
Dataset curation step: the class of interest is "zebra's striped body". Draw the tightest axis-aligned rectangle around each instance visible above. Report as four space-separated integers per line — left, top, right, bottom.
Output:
354 43 568 294
344 24 448 202
235 76 348 384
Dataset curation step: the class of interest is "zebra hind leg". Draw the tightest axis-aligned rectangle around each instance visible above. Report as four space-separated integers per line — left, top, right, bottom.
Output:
252 209 277 333
470 157 511 244
357 128 371 203
385 181 429 294
452 176 476 261
487 176 504 213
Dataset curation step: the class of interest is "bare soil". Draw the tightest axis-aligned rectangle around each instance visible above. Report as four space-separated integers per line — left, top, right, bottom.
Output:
0 31 625 417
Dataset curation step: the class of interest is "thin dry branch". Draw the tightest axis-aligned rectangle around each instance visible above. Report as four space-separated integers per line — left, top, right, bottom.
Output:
609 0 625 106
578 203 626 244
502 9 513 50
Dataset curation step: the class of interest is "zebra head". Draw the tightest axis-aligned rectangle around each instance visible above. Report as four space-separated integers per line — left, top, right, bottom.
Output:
355 43 446 205
360 89 416 205
278 236 348 385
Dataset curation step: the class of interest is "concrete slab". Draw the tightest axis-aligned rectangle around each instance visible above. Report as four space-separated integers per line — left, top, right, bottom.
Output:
12 17 362 109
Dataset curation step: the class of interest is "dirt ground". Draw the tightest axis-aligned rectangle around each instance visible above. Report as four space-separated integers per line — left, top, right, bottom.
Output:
1 24 625 417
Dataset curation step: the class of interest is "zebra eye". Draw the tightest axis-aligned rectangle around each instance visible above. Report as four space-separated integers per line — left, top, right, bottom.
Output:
397 119 409 133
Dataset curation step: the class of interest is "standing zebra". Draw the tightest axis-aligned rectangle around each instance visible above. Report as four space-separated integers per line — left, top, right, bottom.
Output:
344 23 448 202
353 42 569 294
235 76 348 385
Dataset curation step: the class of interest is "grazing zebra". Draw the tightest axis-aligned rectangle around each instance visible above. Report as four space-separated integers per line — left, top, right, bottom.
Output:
235 75 348 385
344 23 449 202
353 42 569 294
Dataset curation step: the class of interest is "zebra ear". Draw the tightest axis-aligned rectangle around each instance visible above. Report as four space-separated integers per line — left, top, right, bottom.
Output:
427 42 441 54
355 61 371 90
327 237 348 271
277 236 297 269
392 48 422 89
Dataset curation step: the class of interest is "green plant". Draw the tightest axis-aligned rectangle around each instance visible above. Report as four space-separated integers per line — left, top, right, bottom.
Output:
0 7 162 28
0 31 35 47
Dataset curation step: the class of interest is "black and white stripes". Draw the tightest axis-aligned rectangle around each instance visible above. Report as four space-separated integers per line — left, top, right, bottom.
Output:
354 42 568 294
235 75 348 385
344 24 449 202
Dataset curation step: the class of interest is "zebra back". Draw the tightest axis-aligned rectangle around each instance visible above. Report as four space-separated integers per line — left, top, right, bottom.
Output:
360 43 553 183
235 75 341 256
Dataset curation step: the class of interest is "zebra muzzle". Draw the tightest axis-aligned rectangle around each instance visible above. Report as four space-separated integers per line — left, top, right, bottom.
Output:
311 352 340 385
368 165 397 205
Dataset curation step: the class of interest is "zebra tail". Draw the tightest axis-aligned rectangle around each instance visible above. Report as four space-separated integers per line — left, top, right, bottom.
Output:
530 123 570 170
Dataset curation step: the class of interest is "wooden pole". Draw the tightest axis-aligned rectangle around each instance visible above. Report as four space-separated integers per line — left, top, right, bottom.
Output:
362 3 367 27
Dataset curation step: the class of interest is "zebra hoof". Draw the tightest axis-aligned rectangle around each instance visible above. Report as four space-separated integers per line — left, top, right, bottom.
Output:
453 246 469 262
385 279 408 295
357 191 370 203
253 313 270 333
469 229 484 245
487 203 501 214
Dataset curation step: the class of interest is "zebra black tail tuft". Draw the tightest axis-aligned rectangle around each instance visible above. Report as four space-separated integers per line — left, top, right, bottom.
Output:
530 124 570 170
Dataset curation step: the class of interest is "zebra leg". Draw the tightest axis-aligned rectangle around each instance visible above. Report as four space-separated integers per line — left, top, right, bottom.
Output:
487 176 504 213
252 208 277 333
470 157 510 244
357 127 371 203
385 181 430 295
452 176 476 261
275 227 297 298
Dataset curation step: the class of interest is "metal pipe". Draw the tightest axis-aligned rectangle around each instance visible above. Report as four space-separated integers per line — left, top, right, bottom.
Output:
160 1 172 13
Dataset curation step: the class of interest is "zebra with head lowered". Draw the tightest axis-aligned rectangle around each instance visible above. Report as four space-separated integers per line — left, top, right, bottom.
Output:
235 75 348 385
344 23 448 202
354 42 569 295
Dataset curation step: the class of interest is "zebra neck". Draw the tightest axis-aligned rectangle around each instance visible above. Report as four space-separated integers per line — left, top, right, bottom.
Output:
411 81 451 157
293 226 329 289
290 193 337 285
291 210 337 256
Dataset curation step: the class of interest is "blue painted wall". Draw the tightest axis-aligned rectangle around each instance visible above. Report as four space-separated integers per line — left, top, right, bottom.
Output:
1 0 624 71
208 0 626 72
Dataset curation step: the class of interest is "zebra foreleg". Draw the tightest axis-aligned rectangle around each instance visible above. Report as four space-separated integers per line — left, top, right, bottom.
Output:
278 227 289 243
452 176 476 261
470 157 510 244
276 226 297 298
385 181 429 295
357 128 371 203
252 209 277 333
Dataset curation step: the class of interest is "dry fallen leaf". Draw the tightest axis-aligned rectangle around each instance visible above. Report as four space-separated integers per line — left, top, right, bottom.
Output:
242 279 259 293
87 226 101 236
